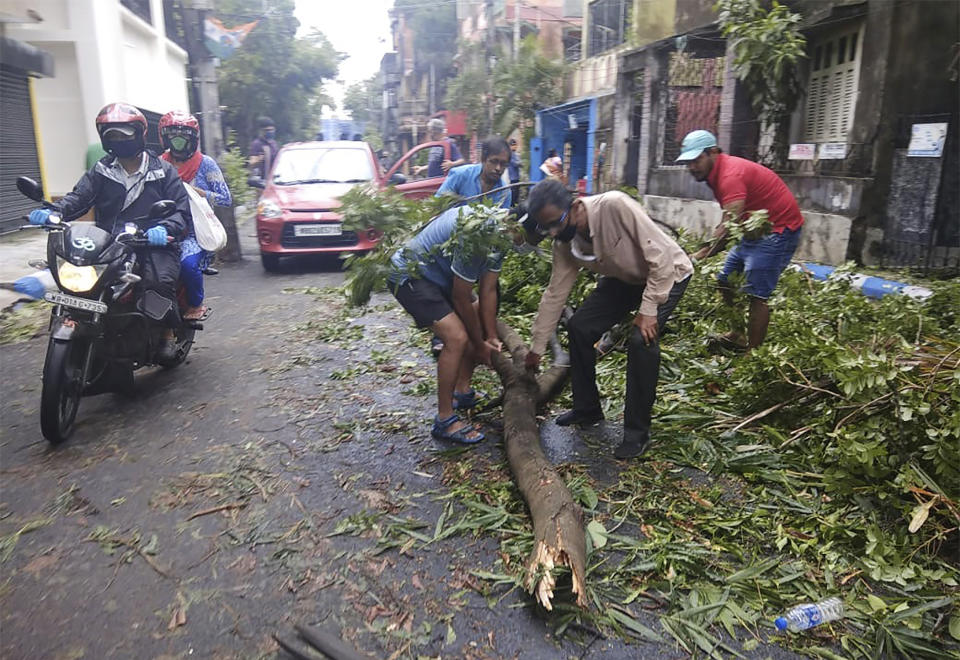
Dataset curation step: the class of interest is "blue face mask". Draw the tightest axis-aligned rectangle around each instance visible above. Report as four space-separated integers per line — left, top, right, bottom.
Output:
263 129 276 139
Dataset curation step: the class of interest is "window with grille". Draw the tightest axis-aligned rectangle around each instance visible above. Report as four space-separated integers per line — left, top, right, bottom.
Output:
803 22 864 142
588 0 629 58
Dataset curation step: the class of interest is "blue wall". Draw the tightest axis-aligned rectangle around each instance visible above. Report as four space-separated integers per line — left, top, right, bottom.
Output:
533 97 597 192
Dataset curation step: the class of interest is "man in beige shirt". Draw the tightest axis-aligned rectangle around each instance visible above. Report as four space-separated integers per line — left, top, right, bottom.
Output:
524 180 693 458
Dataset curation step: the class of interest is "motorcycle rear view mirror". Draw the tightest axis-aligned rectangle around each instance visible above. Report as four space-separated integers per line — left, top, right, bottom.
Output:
148 200 177 219
16 176 44 202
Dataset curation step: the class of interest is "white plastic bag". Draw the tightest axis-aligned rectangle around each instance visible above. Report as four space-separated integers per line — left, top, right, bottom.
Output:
184 183 227 252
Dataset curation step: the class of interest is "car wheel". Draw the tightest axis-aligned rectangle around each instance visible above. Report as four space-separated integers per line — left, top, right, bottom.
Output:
261 253 280 272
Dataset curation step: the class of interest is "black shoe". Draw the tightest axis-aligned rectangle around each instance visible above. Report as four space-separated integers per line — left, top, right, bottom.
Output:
202 267 219 275
614 435 651 459
555 409 604 426
157 338 178 365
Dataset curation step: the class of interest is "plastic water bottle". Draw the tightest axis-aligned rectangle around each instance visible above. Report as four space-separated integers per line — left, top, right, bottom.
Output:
774 597 844 632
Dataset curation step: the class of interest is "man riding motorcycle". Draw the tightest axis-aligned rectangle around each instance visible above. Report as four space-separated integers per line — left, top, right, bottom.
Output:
29 102 191 363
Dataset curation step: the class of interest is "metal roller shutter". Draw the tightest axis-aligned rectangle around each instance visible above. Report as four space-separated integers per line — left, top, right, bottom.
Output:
0 65 43 234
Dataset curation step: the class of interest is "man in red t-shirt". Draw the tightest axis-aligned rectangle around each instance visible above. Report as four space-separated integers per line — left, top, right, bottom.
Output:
678 130 803 349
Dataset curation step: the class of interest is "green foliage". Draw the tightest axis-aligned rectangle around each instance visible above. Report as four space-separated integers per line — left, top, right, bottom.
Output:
338 188 524 307
343 74 384 150
215 0 342 149
715 0 805 161
725 209 771 242
217 136 254 208
475 244 960 656
447 36 566 139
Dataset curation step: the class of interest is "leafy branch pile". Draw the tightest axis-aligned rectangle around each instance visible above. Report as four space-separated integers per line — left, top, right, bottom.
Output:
338 187 520 307
494 251 960 656
336 189 959 656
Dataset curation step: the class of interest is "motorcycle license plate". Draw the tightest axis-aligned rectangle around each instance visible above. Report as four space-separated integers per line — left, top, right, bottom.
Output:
44 292 108 314
294 223 342 237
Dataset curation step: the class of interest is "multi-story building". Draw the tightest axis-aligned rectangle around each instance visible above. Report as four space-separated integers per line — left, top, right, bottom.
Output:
531 0 698 193
3 0 189 217
612 0 959 268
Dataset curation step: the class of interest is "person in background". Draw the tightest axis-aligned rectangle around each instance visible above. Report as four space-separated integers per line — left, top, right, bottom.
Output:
436 136 512 209
523 179 693 459
507 138 522 207
159 111 232 321
540 148 564 183
414 118 465 178
249 116 279 180
679 130 804 350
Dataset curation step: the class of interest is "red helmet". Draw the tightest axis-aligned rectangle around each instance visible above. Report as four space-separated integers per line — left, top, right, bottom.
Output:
159 110 200 159
95 103 147 157
95 102 147 137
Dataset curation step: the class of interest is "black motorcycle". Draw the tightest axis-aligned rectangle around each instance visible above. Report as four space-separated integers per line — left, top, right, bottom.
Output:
17 176 202 444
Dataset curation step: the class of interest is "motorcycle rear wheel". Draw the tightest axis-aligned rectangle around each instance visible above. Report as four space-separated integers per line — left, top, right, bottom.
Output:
162 327 195 369
40 338 87 444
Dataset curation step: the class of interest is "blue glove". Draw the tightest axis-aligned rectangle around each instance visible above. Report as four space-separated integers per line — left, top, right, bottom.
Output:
145 225 168 246
29 209 51 225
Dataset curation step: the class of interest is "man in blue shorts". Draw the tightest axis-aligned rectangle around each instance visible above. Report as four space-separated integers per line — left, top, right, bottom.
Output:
388 206 504 444
679 130 804 349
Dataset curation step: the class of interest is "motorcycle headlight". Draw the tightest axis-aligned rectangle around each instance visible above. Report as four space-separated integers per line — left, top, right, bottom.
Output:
257 200 282 218
57 259 105 293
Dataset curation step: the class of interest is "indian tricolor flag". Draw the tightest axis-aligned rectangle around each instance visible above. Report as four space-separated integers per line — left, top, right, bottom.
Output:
203 16 258 59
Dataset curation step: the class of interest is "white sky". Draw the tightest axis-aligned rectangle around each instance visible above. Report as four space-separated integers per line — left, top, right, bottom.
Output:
294 0 394 118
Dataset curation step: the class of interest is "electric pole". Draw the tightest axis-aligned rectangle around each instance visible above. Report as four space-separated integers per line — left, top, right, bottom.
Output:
485 0 495 135
181 0 224 158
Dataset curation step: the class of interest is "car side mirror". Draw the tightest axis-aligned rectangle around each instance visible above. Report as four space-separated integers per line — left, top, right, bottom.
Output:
16 176 44 202
247 176 265 189
149 200 177 219
388 172 406 186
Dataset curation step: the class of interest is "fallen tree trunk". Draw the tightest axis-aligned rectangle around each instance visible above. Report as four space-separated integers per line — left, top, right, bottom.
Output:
491 320 586 610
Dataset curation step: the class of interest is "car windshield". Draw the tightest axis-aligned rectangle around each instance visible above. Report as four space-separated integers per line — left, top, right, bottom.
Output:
272 147 374 185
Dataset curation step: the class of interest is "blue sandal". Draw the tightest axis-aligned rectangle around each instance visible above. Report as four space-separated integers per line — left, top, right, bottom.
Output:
431 414 484 444
452 389 484 411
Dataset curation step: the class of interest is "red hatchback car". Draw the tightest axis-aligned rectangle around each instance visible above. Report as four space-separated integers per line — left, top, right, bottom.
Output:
252 139 452 271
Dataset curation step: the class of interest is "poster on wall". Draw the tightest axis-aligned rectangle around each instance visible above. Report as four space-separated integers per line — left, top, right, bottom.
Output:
907 123 948 157
818 143 848 160
788 144 815 160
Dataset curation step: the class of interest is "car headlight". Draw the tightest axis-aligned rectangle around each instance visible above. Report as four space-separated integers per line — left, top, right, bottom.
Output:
57 259 105 293
258 200 282 218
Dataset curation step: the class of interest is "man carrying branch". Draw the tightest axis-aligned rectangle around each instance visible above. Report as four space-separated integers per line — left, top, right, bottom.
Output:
680 130 804 350
387 206 505 444
524 180 693 459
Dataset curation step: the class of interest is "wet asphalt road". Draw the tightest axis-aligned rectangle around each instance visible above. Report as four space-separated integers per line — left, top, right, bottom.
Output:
0 234 804 660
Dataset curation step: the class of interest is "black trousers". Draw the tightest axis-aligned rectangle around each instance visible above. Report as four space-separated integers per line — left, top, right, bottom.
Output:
139 246 181 327
566 275 689 442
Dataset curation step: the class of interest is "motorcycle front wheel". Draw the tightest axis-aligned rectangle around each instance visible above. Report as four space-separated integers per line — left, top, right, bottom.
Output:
40 338 87 443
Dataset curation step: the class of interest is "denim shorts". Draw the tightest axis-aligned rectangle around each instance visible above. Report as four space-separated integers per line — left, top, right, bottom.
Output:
717 227 801 299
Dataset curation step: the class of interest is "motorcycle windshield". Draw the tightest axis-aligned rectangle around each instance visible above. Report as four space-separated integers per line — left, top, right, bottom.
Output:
61 224 114 266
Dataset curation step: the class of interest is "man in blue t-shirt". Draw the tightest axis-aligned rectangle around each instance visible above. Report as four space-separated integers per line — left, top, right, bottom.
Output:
388 205 504 445
436 135 512 209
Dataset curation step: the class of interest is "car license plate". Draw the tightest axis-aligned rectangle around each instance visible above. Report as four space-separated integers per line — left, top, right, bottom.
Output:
294 223 342 237
44 292 108 314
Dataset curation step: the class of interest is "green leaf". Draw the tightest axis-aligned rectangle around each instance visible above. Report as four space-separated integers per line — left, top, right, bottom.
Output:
587 520 607 550
949 615 960 641
867 594 888 612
